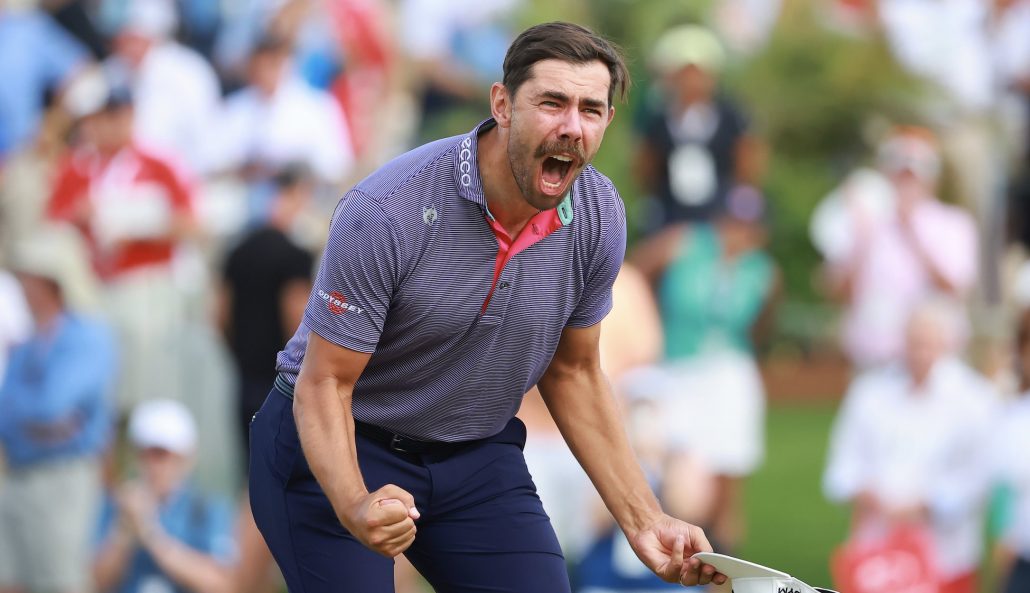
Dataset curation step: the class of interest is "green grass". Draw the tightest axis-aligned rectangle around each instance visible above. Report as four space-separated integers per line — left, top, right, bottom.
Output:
738 402 848 588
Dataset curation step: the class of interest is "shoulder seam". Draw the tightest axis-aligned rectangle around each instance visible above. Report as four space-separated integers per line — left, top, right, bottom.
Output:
361 139 461 205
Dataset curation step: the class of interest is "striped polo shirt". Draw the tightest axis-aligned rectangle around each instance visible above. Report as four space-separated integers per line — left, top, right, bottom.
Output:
275 118 626 441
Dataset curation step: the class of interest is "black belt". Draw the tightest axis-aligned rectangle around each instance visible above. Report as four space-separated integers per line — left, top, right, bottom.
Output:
353 420 472 455
274 374 521 455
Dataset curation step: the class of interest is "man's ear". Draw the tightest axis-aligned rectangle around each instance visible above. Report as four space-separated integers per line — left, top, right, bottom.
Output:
607 105 615 126
490 83 513 128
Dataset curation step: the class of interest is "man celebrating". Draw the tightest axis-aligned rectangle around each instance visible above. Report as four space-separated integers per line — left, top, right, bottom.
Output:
249 21 727 592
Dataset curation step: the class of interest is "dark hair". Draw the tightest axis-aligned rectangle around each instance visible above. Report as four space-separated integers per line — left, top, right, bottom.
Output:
252 33 292 57
502 22 630 106
272 162 314 190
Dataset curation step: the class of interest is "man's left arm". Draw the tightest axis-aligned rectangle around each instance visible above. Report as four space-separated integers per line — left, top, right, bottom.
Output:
537 323 726 587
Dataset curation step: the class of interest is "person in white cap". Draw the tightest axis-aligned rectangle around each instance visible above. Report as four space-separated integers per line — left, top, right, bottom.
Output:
0 224 116 593
818 126 979 370
93 399 236 593
633 24 762 231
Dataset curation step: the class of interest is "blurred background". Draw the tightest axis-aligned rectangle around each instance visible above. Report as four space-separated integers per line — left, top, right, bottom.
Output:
0 1 1029 593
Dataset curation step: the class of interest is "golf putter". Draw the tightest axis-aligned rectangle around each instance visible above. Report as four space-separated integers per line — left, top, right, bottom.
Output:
692 552 839 593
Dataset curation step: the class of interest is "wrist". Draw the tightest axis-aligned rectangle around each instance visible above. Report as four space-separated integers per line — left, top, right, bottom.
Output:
137 521 166 549
615 497 664 539
334 487 370 528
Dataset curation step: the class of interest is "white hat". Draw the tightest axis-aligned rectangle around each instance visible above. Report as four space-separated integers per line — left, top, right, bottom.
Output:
128 399 197 454
876 129 941 184
693 553 838 593
7 223 100 312
650 25 726 74
121 0 177 39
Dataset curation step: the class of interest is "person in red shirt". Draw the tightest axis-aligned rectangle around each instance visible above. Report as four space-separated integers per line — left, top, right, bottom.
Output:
46 76 197 413
47 82 195 281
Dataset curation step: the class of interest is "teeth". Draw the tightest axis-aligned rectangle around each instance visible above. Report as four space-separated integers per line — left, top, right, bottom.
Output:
542 180 561 189
552 155 573 162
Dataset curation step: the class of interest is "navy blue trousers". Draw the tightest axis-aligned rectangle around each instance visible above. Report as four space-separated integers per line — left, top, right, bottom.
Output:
249 388 572 593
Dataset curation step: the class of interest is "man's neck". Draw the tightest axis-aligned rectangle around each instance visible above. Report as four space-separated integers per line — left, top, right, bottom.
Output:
267 201 296 232
477 126 541 239
908 360 941 393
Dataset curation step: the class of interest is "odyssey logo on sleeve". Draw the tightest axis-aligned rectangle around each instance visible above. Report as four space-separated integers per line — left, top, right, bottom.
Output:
318 289 364 315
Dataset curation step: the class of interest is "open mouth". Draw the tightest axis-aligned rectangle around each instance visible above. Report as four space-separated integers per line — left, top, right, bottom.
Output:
541 154 575 193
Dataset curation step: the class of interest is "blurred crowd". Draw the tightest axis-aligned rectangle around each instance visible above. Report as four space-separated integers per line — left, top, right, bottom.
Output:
0 1 1029 593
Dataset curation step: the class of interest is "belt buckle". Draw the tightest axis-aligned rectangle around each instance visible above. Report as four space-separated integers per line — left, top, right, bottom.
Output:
389 434 411 453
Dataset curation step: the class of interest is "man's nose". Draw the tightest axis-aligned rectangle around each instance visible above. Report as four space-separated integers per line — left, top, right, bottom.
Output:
555 107 584 144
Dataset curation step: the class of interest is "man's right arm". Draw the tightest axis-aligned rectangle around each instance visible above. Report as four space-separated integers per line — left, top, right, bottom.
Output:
293 332 419 557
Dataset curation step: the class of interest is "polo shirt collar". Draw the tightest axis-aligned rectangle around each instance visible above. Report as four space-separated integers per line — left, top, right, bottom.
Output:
455 118 574 226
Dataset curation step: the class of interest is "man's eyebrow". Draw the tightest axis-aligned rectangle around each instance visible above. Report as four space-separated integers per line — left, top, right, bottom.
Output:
537 90 571 103
536 90 608 109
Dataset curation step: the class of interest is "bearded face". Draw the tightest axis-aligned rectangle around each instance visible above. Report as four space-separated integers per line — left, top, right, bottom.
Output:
501 59 614 211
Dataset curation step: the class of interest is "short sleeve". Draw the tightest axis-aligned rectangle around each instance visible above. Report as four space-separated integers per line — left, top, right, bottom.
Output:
567 194 626 328
303 190 398 353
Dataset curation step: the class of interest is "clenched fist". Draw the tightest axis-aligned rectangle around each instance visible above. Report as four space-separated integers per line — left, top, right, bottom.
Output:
338 484 420 557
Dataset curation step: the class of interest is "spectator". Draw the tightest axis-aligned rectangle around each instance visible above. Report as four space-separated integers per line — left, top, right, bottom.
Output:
207 34 354 215
823 299 999 593
0 224 116 593
0 4 89 161
217 167 316 593
634 25 761 231
211 0 400 165
993 305 1030 593
629 185 778 551
816 126 979 369
93 399 236 593
103 0 221 175
46 75 197 413
218 165 314 466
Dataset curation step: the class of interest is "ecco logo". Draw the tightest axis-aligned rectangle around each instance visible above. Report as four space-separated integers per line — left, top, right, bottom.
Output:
318 290 364 315
459 137 472 187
